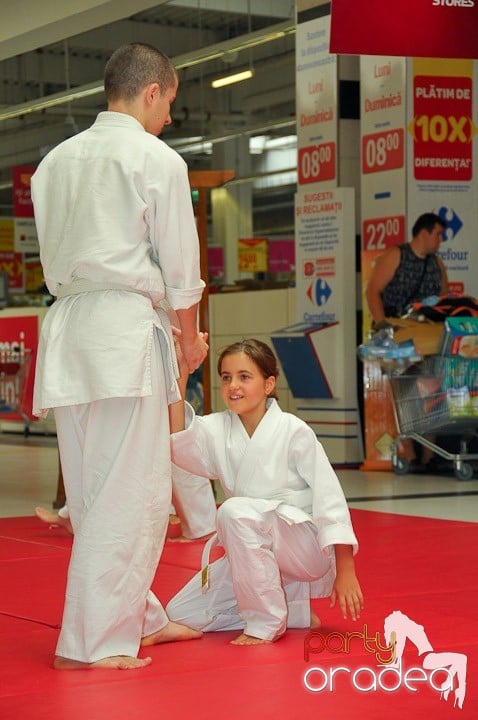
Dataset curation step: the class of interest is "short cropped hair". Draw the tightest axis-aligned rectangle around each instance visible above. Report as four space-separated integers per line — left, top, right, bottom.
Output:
104 43 177 102
412 212 447 237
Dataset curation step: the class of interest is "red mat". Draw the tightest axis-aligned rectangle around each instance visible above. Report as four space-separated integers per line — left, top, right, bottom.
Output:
1 509 476 720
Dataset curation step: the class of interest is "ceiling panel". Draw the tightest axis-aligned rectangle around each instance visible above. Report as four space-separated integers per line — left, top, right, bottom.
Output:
0 0 297 229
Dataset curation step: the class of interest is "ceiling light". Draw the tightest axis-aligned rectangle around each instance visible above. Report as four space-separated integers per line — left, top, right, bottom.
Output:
211 69 254 89
0 20 295 123
264 135 297 150
249 135 268 154
0 81 103 122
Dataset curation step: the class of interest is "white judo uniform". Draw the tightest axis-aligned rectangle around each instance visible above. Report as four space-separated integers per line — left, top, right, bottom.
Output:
52 464 217 541
167 398 358 641
31 111 205 663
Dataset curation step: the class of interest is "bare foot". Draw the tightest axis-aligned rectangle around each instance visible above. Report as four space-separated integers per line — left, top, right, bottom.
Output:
141 620 202 647
230 633 272 646
310 610 321 629
35 507 73 535
53 655 152 670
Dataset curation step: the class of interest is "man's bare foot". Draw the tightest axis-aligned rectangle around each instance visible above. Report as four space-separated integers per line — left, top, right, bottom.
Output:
35 507 73 535
53 655 152 670
310 610 321 629
141 620 202 647
230 633 272 646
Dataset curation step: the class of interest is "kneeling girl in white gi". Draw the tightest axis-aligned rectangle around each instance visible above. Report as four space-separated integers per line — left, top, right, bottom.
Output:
167 339 364 645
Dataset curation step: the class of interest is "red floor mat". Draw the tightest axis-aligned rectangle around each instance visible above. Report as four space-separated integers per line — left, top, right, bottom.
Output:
1 510 477 720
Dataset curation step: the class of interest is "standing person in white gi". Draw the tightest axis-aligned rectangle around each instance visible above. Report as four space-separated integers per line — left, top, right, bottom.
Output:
167 339 363 645
31 43 209 670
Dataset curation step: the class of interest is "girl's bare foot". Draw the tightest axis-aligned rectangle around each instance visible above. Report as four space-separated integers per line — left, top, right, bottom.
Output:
35 507 73 535
230 633 272 646
53 655 152 670
141 620 202 646
310 610 321 629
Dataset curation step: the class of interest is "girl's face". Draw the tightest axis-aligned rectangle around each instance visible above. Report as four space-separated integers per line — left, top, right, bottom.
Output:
219 351 275 431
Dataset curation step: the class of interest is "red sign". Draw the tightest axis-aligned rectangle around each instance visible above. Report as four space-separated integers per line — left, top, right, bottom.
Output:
0 315 38 421
268 240 295 274
298 143 336 185
12 165 36 218
207 247 224 281
362 216 406 252
330 0 478 59
362 129 404 174
0 252 24 292
412 75 473 181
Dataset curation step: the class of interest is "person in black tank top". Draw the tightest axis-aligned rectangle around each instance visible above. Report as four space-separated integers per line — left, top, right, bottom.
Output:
365 213 449 472
366 213 449 331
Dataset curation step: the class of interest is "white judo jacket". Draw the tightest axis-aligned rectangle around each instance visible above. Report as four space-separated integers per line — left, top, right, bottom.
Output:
171 398 358 564
31 112 204 415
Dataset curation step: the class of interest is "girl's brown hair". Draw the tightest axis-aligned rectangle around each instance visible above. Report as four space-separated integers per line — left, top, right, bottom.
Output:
217 339 279 400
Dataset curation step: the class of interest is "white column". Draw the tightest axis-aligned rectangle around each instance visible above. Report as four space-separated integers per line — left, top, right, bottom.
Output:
211 136 253 284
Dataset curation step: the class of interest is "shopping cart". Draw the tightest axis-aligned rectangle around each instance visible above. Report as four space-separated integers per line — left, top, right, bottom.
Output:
0 350 32 433
388 355 478 480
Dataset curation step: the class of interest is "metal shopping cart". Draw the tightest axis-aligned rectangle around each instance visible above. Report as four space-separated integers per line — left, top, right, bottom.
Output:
388 355 478 480
0 350 32 434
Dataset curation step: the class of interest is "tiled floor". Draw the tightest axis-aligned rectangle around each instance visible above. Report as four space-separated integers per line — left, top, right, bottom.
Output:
1 431 477 523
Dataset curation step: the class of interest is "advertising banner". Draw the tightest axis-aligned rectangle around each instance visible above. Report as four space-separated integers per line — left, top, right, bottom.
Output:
292 186 362 463
238 238 268 273
296 10 338 188
12 165 35 218
0 251 25 293
360 55 407 335
0 218 14 252
268 239 295 274
292 3 362 464
330 0 478 59
14 217 39 254
0 315 38 421
207 247 224 283
359 56 407 469
295 187 354 326
407 58 478 297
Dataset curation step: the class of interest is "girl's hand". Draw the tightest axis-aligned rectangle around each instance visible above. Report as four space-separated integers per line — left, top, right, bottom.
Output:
329 544 364 621
330 570 364 621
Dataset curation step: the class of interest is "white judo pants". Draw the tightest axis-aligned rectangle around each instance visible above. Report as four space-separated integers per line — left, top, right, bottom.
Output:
171 466 216 539
54 338 171 663
167 496 332 642
57 466 216 540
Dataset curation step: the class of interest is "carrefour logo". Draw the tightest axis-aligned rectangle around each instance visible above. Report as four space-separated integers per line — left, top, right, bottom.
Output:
432 0 475 7
307 278 332 307
436 207 463 242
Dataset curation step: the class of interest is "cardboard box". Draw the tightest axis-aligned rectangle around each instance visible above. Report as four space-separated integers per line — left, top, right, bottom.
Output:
387 317 443 356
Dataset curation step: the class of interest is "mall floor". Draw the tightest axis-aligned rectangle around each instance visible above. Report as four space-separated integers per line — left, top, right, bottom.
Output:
1 430 477 523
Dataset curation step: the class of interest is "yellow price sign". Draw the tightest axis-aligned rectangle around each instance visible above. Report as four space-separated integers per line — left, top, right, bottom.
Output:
238 238 268 272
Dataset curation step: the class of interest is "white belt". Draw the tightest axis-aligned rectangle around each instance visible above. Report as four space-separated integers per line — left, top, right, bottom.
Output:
200 533 220 593
55 279 180 398
55 279 151 300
